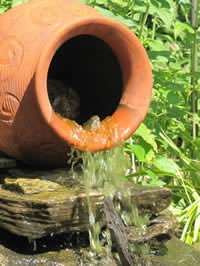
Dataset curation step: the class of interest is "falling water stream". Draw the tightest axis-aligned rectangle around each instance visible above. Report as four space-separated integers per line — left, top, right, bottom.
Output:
68 142 151 264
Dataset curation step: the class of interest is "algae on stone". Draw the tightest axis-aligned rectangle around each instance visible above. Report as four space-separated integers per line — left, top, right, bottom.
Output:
0 244 79 266
153 237 200 265
126 210 179 244
3 178 63 195
0 167 171 240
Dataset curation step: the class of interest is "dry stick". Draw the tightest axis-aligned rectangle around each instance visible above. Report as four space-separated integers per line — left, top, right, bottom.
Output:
103 196 136 266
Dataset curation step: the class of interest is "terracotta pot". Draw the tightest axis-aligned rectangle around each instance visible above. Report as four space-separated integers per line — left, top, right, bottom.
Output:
0 0 152 167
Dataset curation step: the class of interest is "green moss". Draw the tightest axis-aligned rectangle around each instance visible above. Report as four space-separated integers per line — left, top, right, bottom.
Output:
30 187 76 202
4 177 62 195
154 237 200 265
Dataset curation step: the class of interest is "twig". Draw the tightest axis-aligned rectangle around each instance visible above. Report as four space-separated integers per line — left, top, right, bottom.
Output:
103 196 136 266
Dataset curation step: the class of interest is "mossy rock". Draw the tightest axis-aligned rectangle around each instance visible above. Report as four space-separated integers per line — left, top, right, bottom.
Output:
3 178 62 194
153 237 200 266
0 167 171 239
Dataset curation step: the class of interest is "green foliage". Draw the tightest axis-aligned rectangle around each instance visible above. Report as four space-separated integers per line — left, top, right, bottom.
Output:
1 0 200 245
80 0 200 244
0 0 28 13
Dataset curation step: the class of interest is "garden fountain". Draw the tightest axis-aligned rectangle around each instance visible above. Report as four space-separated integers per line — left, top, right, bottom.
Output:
0 0 200 265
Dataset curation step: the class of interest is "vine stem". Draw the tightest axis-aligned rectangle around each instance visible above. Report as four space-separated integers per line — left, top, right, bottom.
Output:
191 0 199 143
138 0 150 39
152 18 157 40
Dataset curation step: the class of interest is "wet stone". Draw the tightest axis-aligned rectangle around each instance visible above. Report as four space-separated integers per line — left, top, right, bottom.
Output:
0 229 199 266
0 244 79 266
152 236 200 265
126 210 179 244
83 115 101 131
0 243 119 266
3 177 63 195
115 183 172 215
0 166 192 265
0 226 118 266
0 156 17 169
193 242 200 252
0 167 171 240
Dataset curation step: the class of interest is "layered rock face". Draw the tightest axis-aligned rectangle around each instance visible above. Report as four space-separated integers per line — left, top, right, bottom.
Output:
0 157 192 265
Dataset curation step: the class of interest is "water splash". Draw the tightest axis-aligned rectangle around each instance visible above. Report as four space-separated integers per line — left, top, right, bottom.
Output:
68 143 129 251
68 142 150 261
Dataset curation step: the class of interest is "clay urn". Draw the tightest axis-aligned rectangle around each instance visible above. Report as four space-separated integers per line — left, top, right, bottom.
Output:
0 0 152 167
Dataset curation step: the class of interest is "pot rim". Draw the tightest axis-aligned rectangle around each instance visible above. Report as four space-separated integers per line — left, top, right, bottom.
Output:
34 16 152 151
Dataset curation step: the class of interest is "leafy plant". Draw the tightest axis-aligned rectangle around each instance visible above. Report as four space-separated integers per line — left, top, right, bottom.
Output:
0 0 28 13
80 0 200 245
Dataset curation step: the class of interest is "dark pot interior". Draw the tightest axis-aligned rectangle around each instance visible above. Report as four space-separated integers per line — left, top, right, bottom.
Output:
47 34 123 124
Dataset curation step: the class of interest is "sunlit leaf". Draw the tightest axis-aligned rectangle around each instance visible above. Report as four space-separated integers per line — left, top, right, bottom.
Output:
95 6 137 28
127 144 145 162
0 6 7 14
193 213 200 242
134 123 158 152
145 149 154 163
157 8 174 29
174 21 194 40
153 156 179 175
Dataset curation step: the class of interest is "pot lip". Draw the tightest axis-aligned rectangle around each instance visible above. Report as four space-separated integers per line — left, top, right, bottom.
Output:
35 16 152 151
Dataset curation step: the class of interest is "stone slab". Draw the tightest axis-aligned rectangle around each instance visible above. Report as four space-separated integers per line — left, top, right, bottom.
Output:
0 244 119 266
0 167 171 239
0 156 17 169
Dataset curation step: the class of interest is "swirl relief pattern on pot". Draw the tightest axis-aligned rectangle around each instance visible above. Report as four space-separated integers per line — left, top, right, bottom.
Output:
0 36 23 83
0 91 20 124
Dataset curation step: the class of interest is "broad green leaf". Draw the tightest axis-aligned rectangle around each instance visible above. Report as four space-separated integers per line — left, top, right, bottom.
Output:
11 0 29 8
145 169 158 179
95 6 137 28
157 8 174 29
133 13 140 22
153 156 179 175
169 61 182 71
148 40 166 51
142 179 166 187
127 144 145 162
134 123 158 152
142 169 166 187
145 149 154 163
167 91 181 105
149 0 160 14
156 55 169 63
155 33 174 43
0 6 7 14
148 51 171 64
96 0 108 4
132 0 146 13
110 0 127 6
174 21 194 40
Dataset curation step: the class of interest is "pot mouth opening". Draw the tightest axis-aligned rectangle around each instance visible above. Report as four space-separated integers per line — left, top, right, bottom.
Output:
47 34 123 126
35 17 152 151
